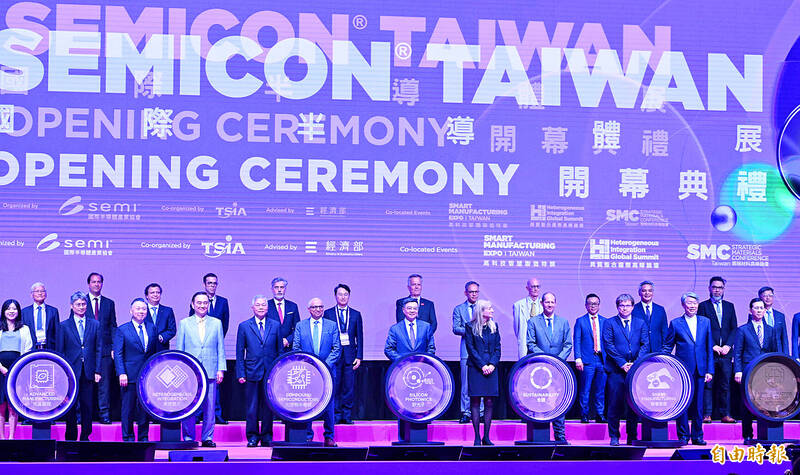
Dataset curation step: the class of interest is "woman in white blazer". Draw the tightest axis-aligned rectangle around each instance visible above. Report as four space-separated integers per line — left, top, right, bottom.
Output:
0 299 33 440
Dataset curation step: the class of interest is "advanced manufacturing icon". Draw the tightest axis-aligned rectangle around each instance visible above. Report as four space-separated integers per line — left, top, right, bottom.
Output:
287 365 311 390
30 363 55 390
156 365 189 389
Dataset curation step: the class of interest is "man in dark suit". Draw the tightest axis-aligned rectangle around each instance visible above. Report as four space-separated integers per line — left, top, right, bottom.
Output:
527 292 572 442
758 286 788 355
114 298 157 442
395 274 437 334
144 283 176 352
734 298 777 443
662 292 714 445
323 284 363 425
631 280 668 354
603 293 649 446
696 276 737 424
57 292 101 441
385 298 436 360
189 273 230 424
22 282 59 350
453 281 481 423
574 293 607 423
268 277 300 353
85 272 117 424
293 298 341 447
792 311 800 361
236 295 282 447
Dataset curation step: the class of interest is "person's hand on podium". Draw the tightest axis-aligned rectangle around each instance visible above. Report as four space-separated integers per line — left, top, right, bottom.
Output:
95 373 101 383
704 373 713 383
216 371 224 384
734 372 742 384
119 374 128 387
575 359 584 371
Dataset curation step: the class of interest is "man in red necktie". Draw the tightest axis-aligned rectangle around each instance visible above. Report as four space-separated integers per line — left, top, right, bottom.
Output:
268 277 300 352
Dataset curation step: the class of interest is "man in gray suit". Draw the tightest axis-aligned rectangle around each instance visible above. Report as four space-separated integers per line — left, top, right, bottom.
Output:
176 292 226 447
527 291 573 442
452 281 482 423
513 278 542 358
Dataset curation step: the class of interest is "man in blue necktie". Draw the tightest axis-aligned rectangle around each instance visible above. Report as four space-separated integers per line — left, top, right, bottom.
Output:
323 284 364 425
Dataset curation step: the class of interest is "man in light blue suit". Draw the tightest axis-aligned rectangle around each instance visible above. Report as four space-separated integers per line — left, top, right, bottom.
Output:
573 294 607 423
293 297 341 447
452 281 481 423
759 286 788 355
176 292 226 447
527 292 572 442
662 292 714 446
385 298 436 360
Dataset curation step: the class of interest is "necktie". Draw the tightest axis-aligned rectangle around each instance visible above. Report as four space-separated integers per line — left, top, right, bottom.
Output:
645 305 651 321
756 324 763 347
277 301 284 323
469 303 475 320
78 318 85 344
93 298 100 318
198 318 205 341
715 301 723 327
409 321 416 347
767 310 773 327
338 309 346 333
151 307 157 324
591 316 600 352
209 298 215 315
623 319 630 336
529 299 537 317
258 320 265 341
138 324 146 349
312 320 321 355
36 306 43 331
546 317 553 338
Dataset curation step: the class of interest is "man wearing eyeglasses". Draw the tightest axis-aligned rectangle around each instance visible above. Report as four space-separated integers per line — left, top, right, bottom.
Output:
21 282 59 350
573 294 607 423
452 281 482 423
631 281 668 353
512 278 542 359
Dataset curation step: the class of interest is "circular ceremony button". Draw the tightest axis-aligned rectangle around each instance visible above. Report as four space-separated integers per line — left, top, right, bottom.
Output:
267 351 333 422
626 353 693 422
384 353 454 423
137 350 208 422
743 352 800 422
508 354 576 422
6 350 77 422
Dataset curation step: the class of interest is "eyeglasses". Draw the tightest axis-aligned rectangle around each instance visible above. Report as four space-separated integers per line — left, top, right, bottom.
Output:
309 305 324 309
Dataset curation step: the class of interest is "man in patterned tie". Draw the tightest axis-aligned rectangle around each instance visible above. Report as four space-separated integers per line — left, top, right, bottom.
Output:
323 284 363 425
757 286 788 355
697 276 738 424
512 278 542 359
734 298 776 443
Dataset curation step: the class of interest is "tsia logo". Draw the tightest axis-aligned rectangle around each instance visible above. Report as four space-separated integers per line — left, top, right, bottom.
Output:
686 244 731 260
216 202 247 218
606 209 640 222
59 196 139 216
36 233 112 253
201 235 245 258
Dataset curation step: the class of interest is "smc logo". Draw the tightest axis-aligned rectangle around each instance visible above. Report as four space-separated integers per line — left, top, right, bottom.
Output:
686 244 731 260
606 209 640 222
201 235 245 258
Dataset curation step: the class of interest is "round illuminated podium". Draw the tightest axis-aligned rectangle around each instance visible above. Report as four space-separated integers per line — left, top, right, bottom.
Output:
266 351 334 445
508 354 576 445
384 353 454 445
741 352 800 444
6 350 77 440
625 353 693 447
138 350 210 448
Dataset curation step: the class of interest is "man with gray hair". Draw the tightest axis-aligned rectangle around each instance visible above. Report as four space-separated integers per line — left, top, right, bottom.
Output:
21 282 59 350
512 278 542 358
267 277 300 352
663 292 713 445
632 280 668 353
395 274 437 334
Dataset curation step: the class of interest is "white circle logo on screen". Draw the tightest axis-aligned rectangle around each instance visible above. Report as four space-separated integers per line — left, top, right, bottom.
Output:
530 366 553 390
402 367 425 389
646 367 675 389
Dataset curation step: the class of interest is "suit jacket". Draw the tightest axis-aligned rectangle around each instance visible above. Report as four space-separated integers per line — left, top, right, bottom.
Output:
527 313 572 360
113 320 157 380
176 315 226 379
512 296 541 358
697 298 738 354
765 309 788 355
146 304 177 352
85 294 117 356
21 303 59 350
632 302 668 353
734 321 776 373
267 298 300 351
292 317 341 369
573 313 607 365
384 319 436 361
792 312 800 360
190 295 230 337
602 316 649 373
323 306 364 363
235 316 282 381
452 301 474 359
464 324 501 370
395 297 437 334
57 317 101 380
663 315 714 377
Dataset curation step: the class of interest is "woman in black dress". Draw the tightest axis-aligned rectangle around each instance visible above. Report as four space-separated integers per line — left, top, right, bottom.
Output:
464 299 501 446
